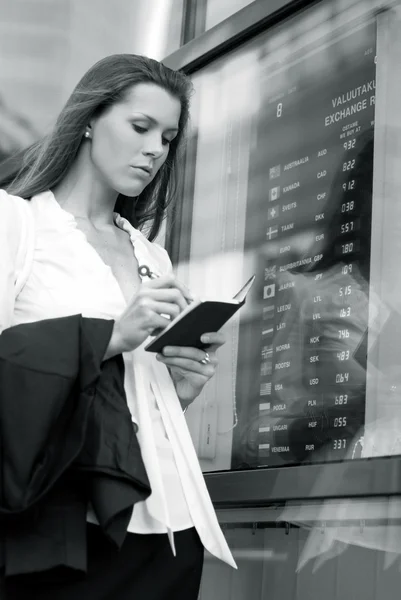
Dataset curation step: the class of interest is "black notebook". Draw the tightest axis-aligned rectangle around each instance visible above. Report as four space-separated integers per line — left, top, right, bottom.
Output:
145 275 255 353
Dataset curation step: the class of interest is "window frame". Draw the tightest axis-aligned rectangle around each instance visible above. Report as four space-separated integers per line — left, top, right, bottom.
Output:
163 0 401 508
165 0 320 73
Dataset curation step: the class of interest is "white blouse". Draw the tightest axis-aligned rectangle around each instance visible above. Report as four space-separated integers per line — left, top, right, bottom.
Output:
0 189 236 568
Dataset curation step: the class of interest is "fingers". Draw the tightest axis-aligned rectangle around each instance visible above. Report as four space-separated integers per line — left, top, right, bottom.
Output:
140 281 192 313
156 333 225 364
147 299 181 321
199 332 226 351
156 353 216 376
143 274 176 289
163 345 218 361
145 313 173 334
159 345 218 365
144 275 194 305
115 275 195 352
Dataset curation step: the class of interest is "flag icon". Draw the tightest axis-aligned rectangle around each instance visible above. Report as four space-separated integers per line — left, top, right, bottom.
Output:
263 284 276 299
261 345 273 360
264 265 276 280
266 226 278 240
260 361 273 376
260 382 272 396
258 443 270 458
268 205 279 220
262 326 274 337
269 166 281 180
258 442 270 456
263 305 275 320
269 186 280 201
259 402 271 412
259 425 271 433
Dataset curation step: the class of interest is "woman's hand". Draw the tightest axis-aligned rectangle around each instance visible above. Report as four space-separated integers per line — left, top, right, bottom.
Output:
104 275 192 359
155 331 226 407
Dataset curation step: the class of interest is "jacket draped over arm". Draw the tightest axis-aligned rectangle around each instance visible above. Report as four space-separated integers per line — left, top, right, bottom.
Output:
0 315 150 581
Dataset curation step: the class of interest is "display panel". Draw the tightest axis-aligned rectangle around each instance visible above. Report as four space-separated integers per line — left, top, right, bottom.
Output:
173 0 401 474
233 21 376 468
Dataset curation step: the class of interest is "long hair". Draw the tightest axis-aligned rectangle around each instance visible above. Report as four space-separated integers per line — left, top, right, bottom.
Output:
0 54 193 241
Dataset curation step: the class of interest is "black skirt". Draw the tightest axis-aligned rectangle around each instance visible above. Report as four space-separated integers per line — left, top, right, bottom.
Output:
2 524 204 600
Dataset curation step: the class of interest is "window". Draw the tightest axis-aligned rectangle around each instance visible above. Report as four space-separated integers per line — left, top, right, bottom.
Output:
199 500 401 600
173 0 401 475
183 0 257 40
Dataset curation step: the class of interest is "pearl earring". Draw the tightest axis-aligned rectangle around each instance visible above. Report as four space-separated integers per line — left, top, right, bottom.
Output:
84 131 91 139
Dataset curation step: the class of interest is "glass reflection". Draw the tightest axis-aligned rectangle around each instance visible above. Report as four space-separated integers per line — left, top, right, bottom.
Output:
237 131 373 468
199 502 401 600
177 1 401 599
204 0 257 31
177 0 401 473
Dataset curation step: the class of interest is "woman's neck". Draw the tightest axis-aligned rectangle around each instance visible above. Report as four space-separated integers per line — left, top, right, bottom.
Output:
52 150 118 228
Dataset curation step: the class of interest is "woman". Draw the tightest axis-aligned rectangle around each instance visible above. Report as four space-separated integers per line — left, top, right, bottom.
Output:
0 54 236 599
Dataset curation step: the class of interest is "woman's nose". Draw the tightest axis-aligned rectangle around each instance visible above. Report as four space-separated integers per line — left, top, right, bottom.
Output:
142 133 164 158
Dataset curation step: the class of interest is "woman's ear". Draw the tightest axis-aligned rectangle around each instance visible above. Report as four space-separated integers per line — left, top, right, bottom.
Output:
84 122 94 139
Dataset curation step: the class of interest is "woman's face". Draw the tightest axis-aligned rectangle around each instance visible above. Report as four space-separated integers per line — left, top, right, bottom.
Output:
89 82 181 196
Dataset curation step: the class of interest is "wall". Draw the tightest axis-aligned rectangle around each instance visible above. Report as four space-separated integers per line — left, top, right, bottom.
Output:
0 0 183 153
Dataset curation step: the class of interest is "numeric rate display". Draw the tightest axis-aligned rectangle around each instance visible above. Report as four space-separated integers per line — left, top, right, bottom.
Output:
232 21 376 469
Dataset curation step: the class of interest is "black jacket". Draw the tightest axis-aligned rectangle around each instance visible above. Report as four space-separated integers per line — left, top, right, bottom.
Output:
0 315 150 582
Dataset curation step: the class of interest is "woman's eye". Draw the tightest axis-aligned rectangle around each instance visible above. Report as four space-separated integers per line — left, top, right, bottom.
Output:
133 125 147 134
162 137 171 146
